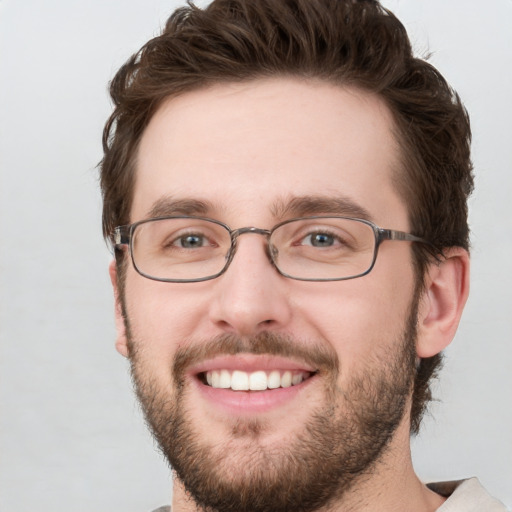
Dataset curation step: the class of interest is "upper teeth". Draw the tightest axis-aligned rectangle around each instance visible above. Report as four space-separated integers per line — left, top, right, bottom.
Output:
205 370 308 391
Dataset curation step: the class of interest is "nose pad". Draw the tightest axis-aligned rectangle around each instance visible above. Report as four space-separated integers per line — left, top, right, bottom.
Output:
267 242 279 266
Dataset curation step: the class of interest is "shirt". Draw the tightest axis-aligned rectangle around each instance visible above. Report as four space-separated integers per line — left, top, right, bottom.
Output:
429 478 508 511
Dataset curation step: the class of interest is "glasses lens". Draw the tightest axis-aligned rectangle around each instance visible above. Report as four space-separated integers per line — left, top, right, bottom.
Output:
270 217 376 280
131 218 231 281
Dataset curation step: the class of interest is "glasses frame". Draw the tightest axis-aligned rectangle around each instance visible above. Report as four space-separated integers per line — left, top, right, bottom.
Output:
113 215 432 283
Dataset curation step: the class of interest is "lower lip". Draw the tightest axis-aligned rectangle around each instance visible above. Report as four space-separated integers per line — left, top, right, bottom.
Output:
194 377 315 415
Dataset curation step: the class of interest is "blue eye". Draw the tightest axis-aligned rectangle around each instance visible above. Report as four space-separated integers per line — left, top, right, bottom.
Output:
310 233 334 247
175 234 207 248
304 232 336 247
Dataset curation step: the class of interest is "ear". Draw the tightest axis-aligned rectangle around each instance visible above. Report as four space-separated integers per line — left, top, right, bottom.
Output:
109 260 129 358
416 247 470 358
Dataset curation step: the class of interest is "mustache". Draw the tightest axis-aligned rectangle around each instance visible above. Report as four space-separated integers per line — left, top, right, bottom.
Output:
172 331 339 382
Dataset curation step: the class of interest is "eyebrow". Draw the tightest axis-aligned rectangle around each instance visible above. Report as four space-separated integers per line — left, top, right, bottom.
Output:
146 196 216 218
145 194 373 223
270 195 373 221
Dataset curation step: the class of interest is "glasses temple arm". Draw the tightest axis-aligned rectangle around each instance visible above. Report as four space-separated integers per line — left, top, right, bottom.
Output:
113 226 131 247
378 228 444 262
379 229 426 243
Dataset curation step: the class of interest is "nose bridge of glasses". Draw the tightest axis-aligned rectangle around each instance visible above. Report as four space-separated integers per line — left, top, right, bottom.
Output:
228 226 275 264
231 226 272 239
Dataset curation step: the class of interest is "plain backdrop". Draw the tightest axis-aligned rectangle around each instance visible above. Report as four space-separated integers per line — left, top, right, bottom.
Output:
0 1 511 511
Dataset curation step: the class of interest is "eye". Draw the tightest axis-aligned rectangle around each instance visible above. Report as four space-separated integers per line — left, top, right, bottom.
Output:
172 233 210 249
299 230 348 249
303 232 336 247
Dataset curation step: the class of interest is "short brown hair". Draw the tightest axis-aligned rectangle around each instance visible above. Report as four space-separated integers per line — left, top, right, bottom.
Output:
100 0 473 433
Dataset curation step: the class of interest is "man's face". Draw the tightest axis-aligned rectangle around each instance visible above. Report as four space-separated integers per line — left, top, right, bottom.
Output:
114 79 421 511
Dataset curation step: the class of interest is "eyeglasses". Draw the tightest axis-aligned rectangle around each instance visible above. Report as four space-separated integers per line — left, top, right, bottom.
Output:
114 216 431 283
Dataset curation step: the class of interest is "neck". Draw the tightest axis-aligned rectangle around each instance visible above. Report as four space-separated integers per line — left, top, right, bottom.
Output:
325 417 445 511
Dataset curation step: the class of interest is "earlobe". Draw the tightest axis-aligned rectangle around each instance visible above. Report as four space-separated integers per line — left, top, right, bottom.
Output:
109 260 130 358
416 248 470 358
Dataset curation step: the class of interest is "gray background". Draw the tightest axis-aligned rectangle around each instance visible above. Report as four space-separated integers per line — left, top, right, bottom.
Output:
0 1 511 511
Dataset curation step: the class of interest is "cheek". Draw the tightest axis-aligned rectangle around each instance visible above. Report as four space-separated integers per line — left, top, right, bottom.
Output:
123 272 211 360
291 270 415 371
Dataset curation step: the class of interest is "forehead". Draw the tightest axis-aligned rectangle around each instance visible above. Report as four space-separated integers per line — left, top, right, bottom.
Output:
133 78 408 228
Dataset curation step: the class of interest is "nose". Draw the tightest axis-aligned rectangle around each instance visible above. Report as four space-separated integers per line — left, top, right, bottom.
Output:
209 233 293 336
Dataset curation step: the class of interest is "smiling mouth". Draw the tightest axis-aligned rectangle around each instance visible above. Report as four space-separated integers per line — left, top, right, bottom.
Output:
199 369 315 391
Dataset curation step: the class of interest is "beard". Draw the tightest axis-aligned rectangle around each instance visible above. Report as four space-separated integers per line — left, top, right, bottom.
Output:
125 301 418 512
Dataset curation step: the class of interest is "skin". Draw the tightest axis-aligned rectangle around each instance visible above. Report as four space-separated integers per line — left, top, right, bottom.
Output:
110 78 470 511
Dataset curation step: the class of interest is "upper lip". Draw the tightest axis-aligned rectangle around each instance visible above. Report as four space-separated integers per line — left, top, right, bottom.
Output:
188 354 317 377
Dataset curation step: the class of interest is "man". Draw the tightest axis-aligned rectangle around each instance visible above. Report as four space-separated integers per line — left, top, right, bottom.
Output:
100 0 507 510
